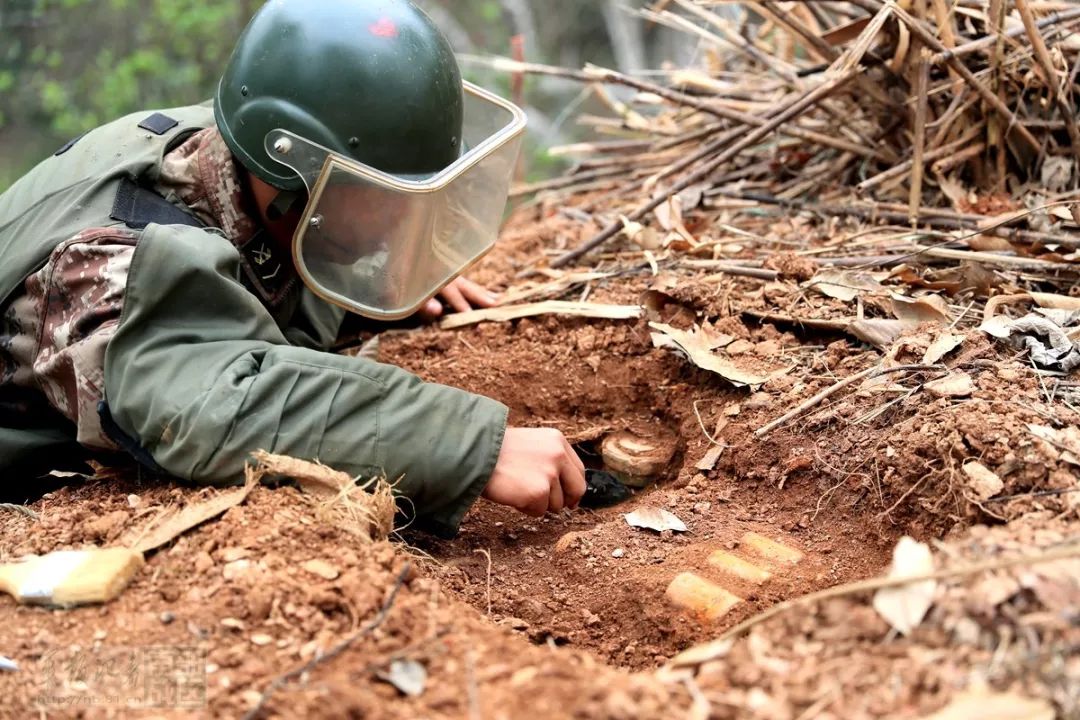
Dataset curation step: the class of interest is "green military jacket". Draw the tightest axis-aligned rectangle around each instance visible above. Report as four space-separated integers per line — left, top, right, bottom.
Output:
0 104 507 534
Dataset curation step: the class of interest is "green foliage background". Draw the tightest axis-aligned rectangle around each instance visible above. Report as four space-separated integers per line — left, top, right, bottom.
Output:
0 0 641 190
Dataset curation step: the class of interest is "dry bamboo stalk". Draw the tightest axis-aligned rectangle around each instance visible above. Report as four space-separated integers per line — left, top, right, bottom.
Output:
916 246 1079 271
931 6 1080 64
931 141 987 173
670 0 801 82
552 69 860 268
857 125 983 192
1015 0 1080 166
854 0 1042 153
909 48 932 223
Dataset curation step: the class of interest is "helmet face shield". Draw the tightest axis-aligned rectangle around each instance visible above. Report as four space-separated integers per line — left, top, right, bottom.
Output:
265 82 526 320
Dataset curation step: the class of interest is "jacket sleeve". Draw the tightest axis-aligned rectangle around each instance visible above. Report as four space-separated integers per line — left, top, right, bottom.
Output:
104 224 507 534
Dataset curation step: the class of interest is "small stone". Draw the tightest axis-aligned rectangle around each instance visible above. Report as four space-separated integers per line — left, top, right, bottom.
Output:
726 340 753 356
301 559 340 581
612 548 625 558
250 634 273 647
159 612 175 625
126 494 141 508
221 618 245 631
743 391 773 410
962 461 1004 500
925 372 974 399
93 630 107 641
220 547 250 563
193 551 214 574
223 559 253 581
499 617 530 631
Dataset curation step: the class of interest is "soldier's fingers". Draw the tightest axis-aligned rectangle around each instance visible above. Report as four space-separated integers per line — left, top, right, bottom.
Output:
548 476 565 513
440 283 472 314
458 278 498 307
558 442 586 509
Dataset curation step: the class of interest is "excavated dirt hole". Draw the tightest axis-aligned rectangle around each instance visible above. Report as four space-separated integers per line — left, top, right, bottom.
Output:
385 316 903 669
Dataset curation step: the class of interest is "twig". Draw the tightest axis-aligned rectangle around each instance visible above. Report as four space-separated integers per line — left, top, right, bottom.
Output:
243 563 412 720
711 542 1080 645
755 364 944 437
0 503 38 520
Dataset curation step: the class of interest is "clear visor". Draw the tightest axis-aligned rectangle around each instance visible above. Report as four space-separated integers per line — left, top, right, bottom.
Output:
265 82 526 320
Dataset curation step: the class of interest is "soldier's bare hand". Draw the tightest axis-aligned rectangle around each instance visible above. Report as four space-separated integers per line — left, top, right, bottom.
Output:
483 428 586 516
416 276 498 322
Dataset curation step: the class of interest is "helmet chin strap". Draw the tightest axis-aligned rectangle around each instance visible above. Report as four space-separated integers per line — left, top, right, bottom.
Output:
267 189 302 221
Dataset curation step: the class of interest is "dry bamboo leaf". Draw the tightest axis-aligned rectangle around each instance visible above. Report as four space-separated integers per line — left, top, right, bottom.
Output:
649 322 777 387
624 506 688 533
666 637 734 668
920 690 1054 720
848 318 913 349
872 536 936 635
1029 292 1080 311
441 301 641 330
804 268 886 302
126 482 255 554
890 294 951 324
923 333 964 365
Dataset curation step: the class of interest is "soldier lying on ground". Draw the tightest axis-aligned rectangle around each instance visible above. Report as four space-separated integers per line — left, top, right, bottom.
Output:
0 0 585 535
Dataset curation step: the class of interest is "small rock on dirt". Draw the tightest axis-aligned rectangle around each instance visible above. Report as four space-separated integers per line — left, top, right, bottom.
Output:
962 461 1004 500
612 548 625 558
301 559 340 581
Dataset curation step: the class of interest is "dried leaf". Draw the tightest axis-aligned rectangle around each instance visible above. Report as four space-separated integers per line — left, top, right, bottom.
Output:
649 322 777 387
804 269 885 302
377 659 427 698
872 536 936 635
962 461 1004 500
922 333 964 365
920 690 1054 720
848 318 912 349
624 507 688 533
890 293 950 324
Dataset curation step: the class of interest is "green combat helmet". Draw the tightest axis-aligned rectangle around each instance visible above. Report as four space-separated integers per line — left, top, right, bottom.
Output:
216 0 465 190
214 0 527 322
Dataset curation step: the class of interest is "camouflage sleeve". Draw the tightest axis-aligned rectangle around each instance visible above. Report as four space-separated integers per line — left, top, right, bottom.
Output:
7 228 142 450
104 224 507 535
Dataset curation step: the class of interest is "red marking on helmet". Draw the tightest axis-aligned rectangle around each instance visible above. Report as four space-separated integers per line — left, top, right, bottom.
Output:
369 17 399 38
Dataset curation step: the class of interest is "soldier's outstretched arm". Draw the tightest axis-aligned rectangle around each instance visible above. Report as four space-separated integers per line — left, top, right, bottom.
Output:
104 225 508 535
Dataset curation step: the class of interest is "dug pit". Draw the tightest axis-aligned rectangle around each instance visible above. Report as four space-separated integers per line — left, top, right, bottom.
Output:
384 314 900 668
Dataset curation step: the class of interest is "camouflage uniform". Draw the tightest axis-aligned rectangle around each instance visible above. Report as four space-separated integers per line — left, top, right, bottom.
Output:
0 107 507 534
1 129 261 450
